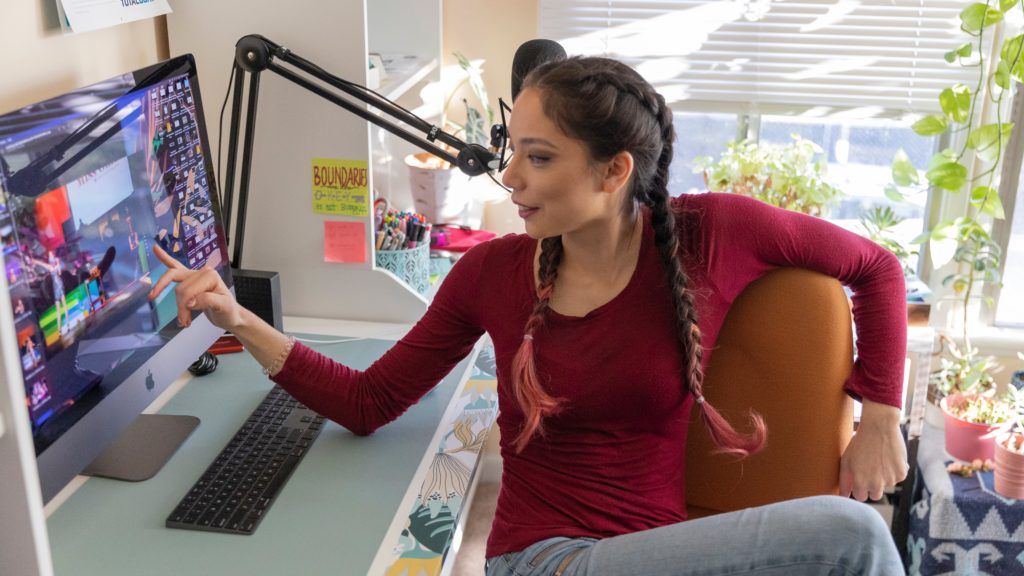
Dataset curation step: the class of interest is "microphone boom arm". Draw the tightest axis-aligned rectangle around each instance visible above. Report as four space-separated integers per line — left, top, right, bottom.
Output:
224 34 495 267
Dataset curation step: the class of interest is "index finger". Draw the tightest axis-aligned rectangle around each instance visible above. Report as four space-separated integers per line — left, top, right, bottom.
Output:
152 244 186 270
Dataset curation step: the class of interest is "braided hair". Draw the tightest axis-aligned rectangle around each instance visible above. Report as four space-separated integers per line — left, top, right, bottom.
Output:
509 57 767 456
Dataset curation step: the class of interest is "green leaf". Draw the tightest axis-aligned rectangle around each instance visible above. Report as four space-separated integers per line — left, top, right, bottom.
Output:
932 220 957 240
1001 0 1020 12
967 123 1014 163
1000 35 1024 83
462 103 486 146
981 193 1006 218
970 186 996 205
929 149 958 170
913 115 949 136
926 161 968 191
884 184 907 203
958 42 973 59
961 3 1004 32
452 52 494 127
940 84 972 123
995 60 1011 90
931 236 958 269
945 43 974 63
891 149 920 186
910 230 931 245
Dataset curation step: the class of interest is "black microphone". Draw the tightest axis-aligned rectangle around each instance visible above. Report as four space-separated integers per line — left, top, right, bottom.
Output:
511 39 567 101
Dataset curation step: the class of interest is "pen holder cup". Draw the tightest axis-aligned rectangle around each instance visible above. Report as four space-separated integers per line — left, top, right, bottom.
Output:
375 243 430 295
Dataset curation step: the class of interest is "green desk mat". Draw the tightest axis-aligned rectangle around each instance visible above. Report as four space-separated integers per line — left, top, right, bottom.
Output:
47 336 474 576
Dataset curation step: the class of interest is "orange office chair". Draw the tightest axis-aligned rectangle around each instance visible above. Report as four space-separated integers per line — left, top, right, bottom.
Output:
685 267 855 517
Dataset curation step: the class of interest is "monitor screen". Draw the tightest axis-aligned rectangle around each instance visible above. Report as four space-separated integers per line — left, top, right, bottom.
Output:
0 54 230 503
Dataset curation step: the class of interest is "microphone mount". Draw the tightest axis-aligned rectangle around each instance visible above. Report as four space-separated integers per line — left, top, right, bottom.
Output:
223 34 497 268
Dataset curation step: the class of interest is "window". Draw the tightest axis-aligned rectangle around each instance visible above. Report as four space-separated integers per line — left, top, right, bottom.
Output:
541 0 964 277
758 116 933 270
995 182 1024 327
670 112 738 195
539 1 976 117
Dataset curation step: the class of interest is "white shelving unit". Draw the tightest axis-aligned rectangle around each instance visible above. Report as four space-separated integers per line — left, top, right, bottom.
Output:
167 0 442 324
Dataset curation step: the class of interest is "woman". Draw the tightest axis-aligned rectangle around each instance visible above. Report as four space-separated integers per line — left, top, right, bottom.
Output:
150 57 908 575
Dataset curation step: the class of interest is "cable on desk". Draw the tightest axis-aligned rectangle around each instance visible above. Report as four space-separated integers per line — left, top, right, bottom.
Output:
188 351 220 376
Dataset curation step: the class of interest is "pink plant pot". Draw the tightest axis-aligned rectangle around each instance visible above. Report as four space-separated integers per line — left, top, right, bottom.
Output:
940 396 1001 462
995 434 1024 500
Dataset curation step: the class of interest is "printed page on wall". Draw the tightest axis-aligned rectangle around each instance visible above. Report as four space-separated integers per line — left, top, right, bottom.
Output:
57 0 172 35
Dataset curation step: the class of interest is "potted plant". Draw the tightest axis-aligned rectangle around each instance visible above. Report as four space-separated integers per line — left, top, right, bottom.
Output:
888 1 1021 414
940 389 1009 462
406 52 494 224
995 355 1024 498
926 333 1002 429
694 134 845 217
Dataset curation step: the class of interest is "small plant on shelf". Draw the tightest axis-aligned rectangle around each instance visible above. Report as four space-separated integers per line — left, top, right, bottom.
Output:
694 134 845 217
441 53 494 148
994 359 1024 498
929 334 1001 399
943 391 1011 425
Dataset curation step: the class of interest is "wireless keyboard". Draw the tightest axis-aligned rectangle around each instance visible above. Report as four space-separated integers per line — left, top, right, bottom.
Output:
166 386 324 534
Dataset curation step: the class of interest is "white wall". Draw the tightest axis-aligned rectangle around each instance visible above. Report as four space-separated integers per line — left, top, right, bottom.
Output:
0 2 165 114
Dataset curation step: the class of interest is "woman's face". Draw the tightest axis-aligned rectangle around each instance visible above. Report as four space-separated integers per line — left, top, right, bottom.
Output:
500 88 620 239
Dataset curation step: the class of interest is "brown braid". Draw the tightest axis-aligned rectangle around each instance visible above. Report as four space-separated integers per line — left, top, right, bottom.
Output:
642 85 766 457
510 236 566 452
643 94 707 403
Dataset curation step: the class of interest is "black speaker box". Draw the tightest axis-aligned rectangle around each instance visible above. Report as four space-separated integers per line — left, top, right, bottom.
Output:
231 268 283 331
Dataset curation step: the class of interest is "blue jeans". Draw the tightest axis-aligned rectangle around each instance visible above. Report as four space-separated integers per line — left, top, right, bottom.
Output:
485 496 903 576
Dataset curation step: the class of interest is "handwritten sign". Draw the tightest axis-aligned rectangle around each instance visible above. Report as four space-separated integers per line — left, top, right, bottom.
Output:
312 158 369 217
323 221 366 264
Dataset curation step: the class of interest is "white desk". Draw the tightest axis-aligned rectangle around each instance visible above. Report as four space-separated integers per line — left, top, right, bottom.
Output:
45 317 497 576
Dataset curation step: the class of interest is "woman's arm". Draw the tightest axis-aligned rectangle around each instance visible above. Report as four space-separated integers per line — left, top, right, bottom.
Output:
693 193 909 499
148 245 291 372
148 242 487 435
841 399 908 501
695 192 908 409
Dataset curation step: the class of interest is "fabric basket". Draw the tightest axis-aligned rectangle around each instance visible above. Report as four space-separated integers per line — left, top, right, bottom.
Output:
375 243 429 294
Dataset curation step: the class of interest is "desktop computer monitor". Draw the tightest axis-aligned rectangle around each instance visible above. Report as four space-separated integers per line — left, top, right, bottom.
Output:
0 54 230 504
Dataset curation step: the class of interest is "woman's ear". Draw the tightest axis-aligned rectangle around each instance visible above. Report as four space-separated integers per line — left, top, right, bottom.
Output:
601 150 634 195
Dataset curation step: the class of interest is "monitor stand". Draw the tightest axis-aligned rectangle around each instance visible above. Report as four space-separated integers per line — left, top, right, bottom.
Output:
82 414 199 482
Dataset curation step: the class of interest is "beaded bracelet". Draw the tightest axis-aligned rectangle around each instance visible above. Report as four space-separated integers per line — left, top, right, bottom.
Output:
262 336 296 377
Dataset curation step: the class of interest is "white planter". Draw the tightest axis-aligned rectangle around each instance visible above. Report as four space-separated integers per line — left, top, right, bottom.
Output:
405 153 470 225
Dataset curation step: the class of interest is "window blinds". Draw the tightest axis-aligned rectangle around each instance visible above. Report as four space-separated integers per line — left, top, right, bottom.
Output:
539 1 979 119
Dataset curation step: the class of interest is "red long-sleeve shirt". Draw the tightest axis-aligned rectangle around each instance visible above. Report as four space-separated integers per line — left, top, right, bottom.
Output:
272 192 907 558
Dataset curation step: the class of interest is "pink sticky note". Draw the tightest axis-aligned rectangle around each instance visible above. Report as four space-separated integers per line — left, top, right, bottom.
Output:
323 221 366 264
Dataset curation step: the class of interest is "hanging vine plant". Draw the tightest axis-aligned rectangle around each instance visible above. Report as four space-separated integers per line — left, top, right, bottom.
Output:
889 0 1024 398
